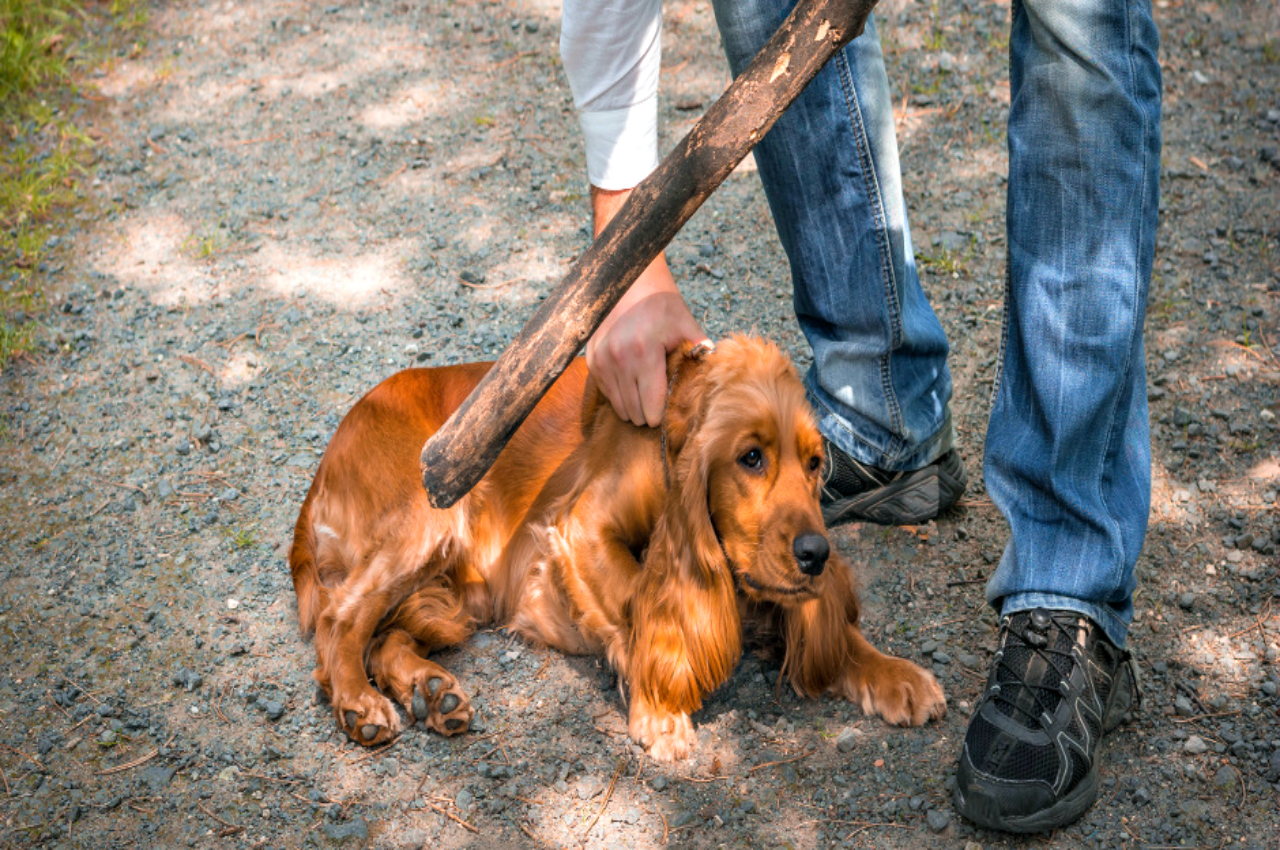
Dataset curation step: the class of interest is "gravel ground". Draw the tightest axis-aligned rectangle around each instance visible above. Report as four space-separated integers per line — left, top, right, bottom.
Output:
1 0 1278 848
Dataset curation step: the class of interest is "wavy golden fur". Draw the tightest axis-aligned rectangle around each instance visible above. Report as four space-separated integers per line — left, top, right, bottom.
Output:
289 335 945 758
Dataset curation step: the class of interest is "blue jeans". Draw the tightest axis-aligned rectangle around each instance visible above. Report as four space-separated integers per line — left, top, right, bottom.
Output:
711 0 1162 647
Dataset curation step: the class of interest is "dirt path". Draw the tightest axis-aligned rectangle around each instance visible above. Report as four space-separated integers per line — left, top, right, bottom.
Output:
0 0 1277 848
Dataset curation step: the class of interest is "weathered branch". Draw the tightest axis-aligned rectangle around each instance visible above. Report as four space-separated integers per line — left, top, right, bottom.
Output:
422 0 879 507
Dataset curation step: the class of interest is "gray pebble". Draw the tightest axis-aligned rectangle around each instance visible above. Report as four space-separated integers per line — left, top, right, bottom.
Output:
1184 735 1209 755
836 727 859 753
925 809 950 832
140 765 176 791
322 818 368 843
1178 592 1195 610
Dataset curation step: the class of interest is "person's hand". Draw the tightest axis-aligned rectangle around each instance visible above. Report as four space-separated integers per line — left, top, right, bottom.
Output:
586 185 706 427
586 265 705 427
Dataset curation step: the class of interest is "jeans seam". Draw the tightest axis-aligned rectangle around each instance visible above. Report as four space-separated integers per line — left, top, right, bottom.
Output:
991 0 1019 407
1094 0 1149 595
833 46 906 454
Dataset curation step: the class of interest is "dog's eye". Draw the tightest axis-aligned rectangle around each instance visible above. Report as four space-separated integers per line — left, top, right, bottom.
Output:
809 455 822 473
739 448 764 471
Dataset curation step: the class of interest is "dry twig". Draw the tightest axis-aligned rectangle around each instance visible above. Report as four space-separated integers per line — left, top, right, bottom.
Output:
428 803 479 834
97 748 158 775
583 758 627 837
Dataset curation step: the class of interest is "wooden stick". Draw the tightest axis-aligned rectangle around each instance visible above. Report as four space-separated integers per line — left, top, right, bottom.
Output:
420 0 879 507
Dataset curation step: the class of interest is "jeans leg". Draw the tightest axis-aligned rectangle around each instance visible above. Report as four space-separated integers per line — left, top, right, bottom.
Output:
710 0 953 471
985 0 1162 648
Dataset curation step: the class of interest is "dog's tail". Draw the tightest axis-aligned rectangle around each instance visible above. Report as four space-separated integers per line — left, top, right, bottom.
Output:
288 492 324 638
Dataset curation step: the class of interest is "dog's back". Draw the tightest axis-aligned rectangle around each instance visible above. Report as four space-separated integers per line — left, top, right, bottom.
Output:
290 359 592 633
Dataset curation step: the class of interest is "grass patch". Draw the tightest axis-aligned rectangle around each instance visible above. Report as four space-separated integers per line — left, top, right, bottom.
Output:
229 526 259 550
1 0 148 369
916 247 968 276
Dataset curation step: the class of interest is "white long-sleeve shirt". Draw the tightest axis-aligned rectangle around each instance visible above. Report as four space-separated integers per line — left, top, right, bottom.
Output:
560 0 663 190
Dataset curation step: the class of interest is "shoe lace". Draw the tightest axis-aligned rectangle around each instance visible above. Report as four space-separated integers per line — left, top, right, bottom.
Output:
990 611 1083 730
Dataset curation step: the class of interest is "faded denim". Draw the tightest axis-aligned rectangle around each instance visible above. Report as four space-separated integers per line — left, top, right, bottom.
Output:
710 0 1162 646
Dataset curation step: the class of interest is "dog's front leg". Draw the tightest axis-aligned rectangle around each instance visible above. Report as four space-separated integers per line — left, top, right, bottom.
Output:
783 562 946 726
625 570 741 761
836 624 947 726
625 614 701 762
627 690 697 762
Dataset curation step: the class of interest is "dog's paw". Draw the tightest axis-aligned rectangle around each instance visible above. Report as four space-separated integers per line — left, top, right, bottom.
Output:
332 689 402 746
407 673 473 737
629 704 697 762
849 655 947 726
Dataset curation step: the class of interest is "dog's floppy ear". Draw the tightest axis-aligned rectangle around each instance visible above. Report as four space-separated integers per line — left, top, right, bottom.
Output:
658 340 727 574
661 340 716 463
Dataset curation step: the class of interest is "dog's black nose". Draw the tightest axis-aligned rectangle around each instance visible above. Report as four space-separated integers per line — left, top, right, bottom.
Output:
793 532 829 576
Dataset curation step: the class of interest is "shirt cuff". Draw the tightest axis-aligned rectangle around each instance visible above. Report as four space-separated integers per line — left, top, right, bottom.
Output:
579 96 659 191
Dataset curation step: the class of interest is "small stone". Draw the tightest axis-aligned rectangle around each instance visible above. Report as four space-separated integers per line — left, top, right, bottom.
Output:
263 700 285 721
454 789 474 812
650 775 668 791
219 487 240 502
1267 750 1280 783
958 653 981 669
1184 735 1208 755
1212 766 1238 789
932 651 951 665
925 809 950 833
1174 695 1194 716
836 727 859 753
1178 592 1196 611
1261 680 1278 697
140 765 176 791
322 818 368 844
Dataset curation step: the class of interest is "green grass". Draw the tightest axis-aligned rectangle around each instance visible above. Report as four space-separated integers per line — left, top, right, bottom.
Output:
916 247 968 276
229 527 259 550
1 0 148 368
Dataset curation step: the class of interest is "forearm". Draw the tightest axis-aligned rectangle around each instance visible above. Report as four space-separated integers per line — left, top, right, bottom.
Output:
561 0 663 190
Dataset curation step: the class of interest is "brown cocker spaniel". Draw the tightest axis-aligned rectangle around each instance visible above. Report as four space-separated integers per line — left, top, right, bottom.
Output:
289 335 945 759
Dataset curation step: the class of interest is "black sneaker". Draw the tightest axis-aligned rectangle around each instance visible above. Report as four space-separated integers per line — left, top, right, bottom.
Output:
819 442 966 527
954 608 1141 833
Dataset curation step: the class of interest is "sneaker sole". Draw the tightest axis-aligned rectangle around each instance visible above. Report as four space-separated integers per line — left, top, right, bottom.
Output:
953 762 1099 834
821 449 967 527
